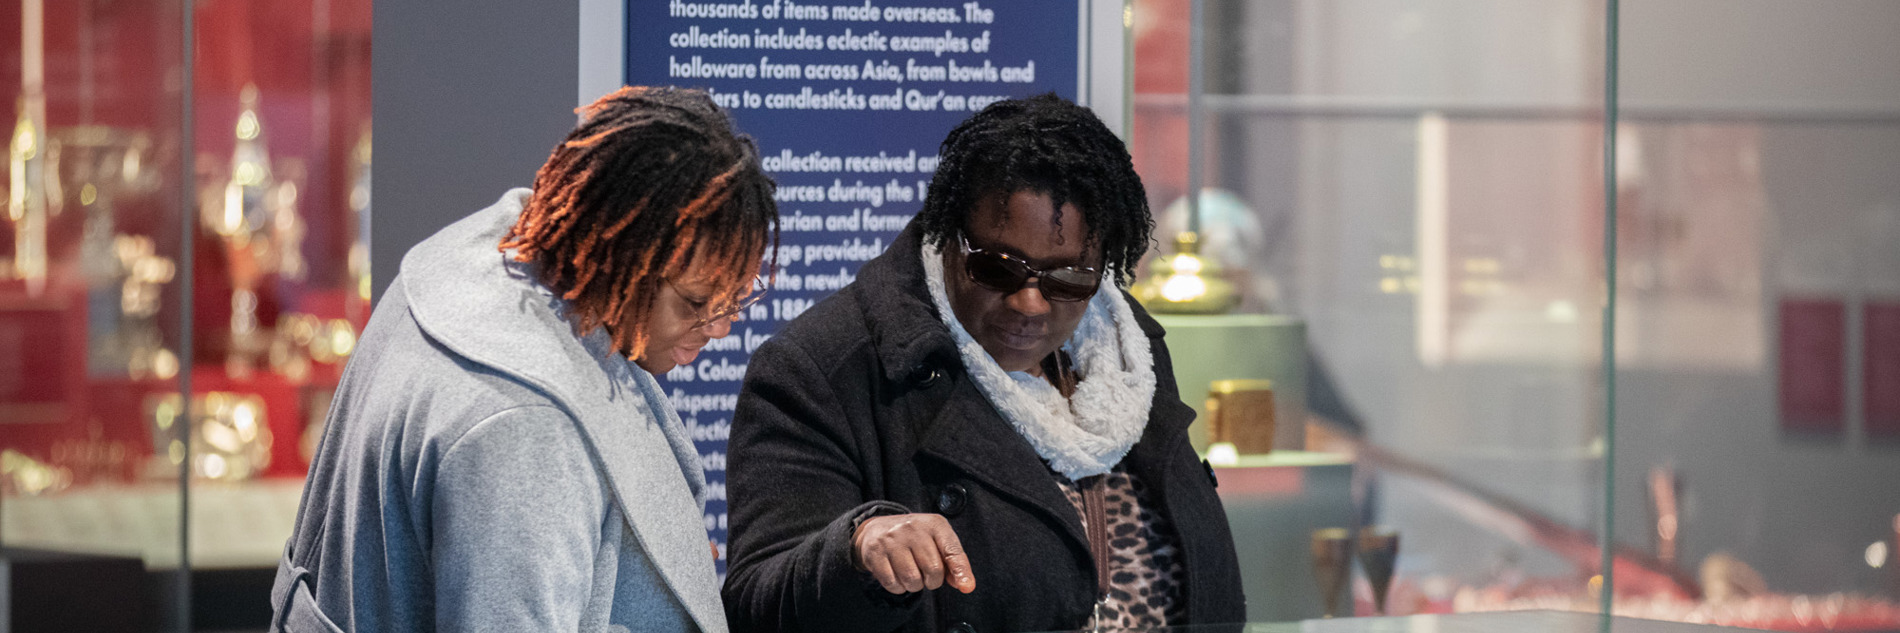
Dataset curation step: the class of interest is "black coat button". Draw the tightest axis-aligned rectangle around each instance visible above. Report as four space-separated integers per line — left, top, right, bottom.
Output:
947 622 976 633
1203 459 1219 488
908 365 941 388
936 483 969 517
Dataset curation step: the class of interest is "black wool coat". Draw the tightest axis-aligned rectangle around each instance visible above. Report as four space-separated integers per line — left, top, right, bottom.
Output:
722 223 1246 633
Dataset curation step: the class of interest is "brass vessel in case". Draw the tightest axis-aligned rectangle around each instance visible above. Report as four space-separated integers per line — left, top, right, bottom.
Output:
1206 378 1276 454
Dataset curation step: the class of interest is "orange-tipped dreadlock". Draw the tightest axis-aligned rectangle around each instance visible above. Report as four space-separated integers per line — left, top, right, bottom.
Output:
500 86 778 361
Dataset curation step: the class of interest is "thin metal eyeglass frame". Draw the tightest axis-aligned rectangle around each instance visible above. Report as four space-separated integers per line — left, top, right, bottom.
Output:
676 274 768 331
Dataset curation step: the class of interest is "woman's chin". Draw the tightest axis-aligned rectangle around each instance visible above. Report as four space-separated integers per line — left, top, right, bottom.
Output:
632 351 673 375
979 345 1043 373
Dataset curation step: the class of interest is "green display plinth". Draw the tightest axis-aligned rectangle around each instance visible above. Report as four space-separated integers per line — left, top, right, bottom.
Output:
1154 314 1307 452
1211 451 1355 622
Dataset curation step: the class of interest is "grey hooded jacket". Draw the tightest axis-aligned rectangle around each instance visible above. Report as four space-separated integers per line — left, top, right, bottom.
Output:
269 189 725 633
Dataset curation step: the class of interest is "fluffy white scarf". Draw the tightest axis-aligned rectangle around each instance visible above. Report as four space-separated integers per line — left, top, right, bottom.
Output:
922 241 1156 479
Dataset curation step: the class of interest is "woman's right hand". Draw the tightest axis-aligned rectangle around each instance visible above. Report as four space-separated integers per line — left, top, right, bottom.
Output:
852 513 977 595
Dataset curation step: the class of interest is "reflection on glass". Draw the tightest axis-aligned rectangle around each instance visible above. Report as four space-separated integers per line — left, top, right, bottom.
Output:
1606 3 1900 628
1598 118 1900 630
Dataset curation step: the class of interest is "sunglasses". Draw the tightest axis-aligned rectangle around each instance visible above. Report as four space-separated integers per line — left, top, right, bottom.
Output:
674 274 769 330
958 234 1101 303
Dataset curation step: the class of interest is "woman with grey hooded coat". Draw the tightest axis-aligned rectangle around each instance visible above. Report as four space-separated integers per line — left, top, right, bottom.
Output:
272 86 776 633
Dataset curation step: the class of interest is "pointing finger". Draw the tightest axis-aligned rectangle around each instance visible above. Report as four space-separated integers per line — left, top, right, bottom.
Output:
932 524 976 594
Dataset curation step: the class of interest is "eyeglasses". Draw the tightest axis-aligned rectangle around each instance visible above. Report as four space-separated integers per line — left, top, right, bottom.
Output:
674 274 769 330
958 234 1101 303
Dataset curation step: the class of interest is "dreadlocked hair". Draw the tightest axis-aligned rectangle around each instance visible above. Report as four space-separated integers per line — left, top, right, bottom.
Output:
916 93 1152 285
500 86 778 360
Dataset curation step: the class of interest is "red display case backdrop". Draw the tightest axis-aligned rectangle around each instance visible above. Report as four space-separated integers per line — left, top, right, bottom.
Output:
2 0 369 482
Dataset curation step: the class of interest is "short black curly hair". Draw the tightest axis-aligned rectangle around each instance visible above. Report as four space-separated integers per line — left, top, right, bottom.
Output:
915 93 1152 284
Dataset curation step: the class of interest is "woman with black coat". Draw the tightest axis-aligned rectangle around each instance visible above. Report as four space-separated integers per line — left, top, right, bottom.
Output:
723 94 1246 633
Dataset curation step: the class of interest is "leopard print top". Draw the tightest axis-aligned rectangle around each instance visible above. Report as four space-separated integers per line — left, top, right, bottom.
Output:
1055 467 1188 628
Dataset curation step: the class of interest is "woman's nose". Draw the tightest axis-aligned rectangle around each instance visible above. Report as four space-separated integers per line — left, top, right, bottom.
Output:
1004 281 1052 317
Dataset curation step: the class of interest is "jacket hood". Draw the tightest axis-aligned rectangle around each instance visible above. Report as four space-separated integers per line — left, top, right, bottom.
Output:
397 188 725 633
399 190 618 420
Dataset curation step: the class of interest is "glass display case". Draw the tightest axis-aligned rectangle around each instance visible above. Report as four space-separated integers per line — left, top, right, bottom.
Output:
1130 0 1619 622
1 0 368 629
1606 1 1900 629
1130 0 1900 630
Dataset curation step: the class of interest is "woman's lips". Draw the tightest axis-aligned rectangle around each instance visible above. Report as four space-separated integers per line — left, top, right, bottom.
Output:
988 325 1045 351
671 345 702 367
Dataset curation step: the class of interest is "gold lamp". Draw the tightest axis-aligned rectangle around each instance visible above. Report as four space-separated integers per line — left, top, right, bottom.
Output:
1134 231 1238 314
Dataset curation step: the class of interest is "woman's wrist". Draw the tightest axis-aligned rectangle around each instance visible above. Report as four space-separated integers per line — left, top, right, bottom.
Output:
847 501 910 571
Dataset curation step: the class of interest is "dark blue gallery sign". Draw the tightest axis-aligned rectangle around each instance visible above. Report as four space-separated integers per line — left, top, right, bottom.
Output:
624 0 1078 574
